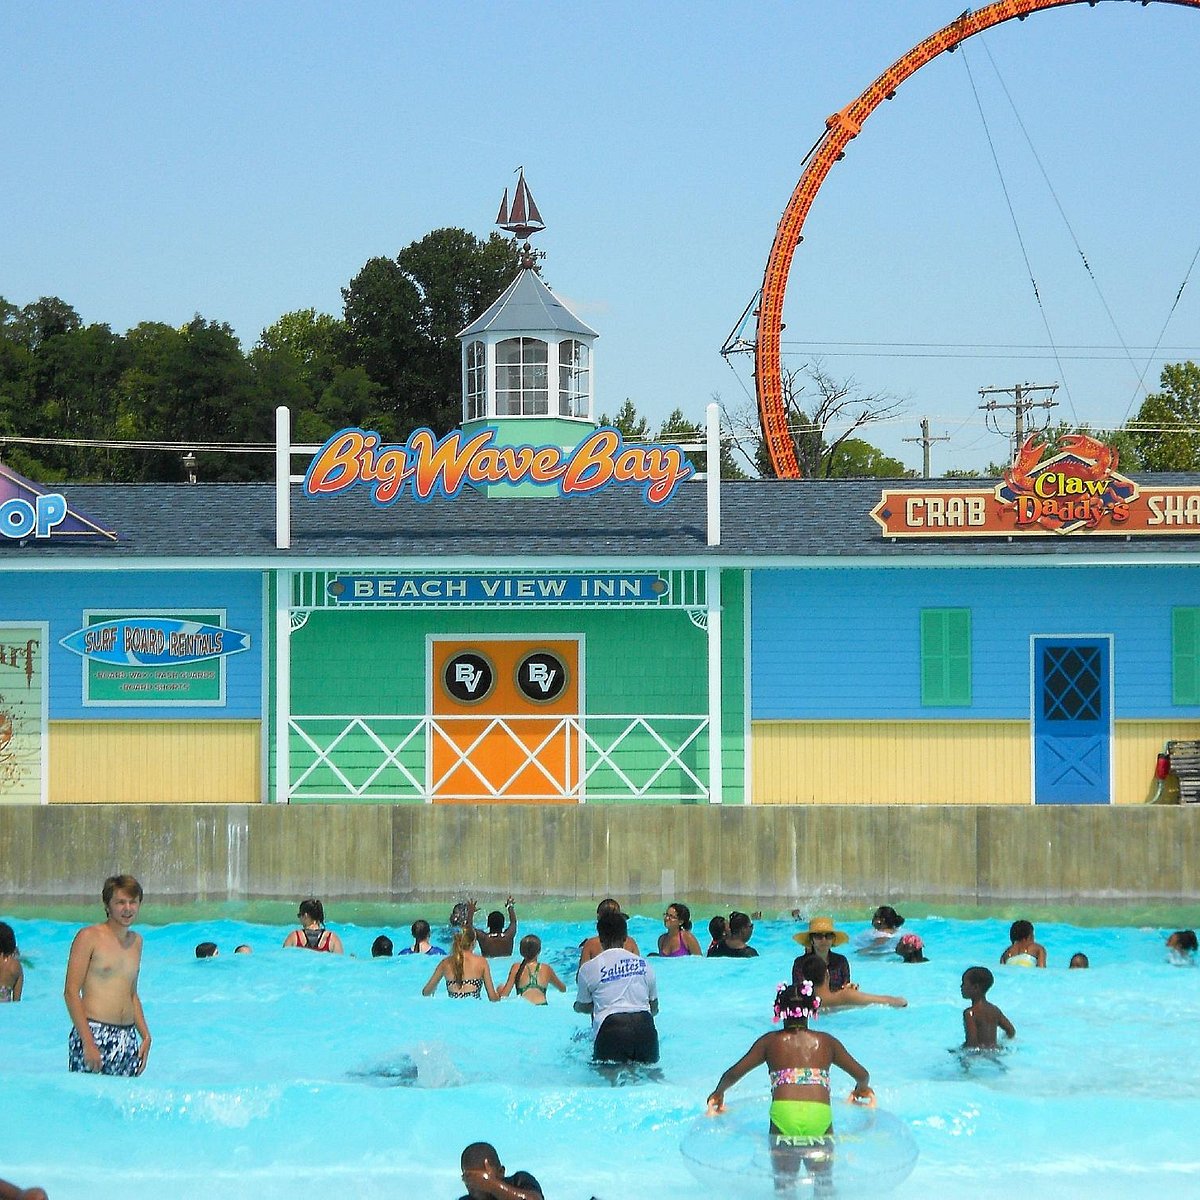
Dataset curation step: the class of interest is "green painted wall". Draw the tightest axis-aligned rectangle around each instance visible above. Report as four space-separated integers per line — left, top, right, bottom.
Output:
275 570 745 805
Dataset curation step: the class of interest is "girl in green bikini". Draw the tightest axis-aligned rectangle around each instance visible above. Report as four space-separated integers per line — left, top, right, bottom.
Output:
706 981 874 1187
498 935 567 1005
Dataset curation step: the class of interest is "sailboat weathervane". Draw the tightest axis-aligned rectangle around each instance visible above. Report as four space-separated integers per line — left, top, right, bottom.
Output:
496 167 545 242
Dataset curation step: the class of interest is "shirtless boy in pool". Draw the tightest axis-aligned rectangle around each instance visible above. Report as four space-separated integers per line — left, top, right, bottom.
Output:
961 967 1015 1050
64 874 151 1076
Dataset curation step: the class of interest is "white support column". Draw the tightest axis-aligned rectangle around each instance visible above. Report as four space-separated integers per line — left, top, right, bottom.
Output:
706 401 721 547
274 570 292 804
707 565 722 804
275 406 291 550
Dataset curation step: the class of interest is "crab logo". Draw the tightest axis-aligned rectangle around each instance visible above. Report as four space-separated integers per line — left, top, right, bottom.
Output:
996 434 1138 535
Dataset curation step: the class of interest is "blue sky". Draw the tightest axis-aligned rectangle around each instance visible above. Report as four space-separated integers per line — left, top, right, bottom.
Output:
5 1 1199 474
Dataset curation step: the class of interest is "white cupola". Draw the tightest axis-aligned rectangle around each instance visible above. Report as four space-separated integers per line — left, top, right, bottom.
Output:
457 172 599 447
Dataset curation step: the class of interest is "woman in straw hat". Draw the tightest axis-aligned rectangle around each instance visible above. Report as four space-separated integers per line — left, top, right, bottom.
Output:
792 917 853 991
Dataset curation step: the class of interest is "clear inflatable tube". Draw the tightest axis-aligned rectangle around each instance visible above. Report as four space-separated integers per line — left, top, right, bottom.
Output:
680 1097 918 1198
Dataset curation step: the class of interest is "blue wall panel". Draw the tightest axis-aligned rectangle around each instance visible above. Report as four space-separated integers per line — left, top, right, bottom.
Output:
751 565 1200 720
0 571 263 719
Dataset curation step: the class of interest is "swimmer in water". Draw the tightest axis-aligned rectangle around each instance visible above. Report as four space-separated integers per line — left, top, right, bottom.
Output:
1167 930 1197 964
498 935 567 1005
0 1177 48 1200
999 919 1046 968
961 966 1015 1050
707 981 874 1194
0 921 24 1002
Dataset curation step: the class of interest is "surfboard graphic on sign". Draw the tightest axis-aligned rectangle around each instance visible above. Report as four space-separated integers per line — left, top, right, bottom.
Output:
59 618 251 666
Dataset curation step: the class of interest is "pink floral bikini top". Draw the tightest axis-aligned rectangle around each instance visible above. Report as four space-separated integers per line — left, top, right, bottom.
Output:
769 1067 830 1089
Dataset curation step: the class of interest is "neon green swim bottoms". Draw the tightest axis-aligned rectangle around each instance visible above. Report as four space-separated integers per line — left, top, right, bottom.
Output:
769 1099 833 1140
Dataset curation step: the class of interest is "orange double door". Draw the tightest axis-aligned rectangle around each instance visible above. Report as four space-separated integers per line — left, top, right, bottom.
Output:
429 637 581 804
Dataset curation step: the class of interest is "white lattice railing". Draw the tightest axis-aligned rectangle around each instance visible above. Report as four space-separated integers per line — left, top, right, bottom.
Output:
285 712 710 803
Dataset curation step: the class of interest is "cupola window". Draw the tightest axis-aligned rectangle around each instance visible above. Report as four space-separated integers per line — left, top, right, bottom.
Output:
496 337 549 415
558 339 590 418
464 340 486 420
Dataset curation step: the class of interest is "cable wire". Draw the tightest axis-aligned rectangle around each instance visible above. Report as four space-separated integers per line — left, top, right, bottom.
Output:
959 40 1078 424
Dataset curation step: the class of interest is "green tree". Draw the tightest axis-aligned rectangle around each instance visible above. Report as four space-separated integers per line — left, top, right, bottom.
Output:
599 399 651 440
826 437 912 478
343 229 521 437
1128 362 1200 471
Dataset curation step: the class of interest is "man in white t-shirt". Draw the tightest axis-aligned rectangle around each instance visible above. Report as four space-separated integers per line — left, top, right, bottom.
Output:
574 910 659 1063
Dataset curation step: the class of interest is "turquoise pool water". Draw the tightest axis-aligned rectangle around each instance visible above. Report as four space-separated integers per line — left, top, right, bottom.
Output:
3 910 1198 1199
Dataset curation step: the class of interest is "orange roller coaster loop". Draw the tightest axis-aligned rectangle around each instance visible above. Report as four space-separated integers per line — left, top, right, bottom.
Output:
755 0 1200 479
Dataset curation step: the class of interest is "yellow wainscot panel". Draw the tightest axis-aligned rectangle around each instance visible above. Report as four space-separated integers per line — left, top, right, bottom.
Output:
49 721 261 803
751 720 1029 805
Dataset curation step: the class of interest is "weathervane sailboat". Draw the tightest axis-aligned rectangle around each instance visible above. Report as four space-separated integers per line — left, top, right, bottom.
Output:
495 168 545 240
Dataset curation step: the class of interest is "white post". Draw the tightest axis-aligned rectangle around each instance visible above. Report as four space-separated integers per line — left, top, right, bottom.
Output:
275 406 291 550
274 570 292 804
706 401 721 547
707 565 722 804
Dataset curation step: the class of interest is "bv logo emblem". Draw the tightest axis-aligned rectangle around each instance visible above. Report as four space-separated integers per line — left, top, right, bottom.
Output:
443 651 495 704
516 650 568 703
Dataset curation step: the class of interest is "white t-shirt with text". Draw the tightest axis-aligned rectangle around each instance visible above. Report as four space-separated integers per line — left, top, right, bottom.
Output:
575 947 658 1037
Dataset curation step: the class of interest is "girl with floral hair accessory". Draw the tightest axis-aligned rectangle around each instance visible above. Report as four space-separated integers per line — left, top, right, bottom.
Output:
706 983 875 1190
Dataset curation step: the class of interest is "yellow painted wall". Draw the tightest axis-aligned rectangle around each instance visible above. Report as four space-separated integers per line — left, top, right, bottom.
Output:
752 719 1200 805
49 721 261 803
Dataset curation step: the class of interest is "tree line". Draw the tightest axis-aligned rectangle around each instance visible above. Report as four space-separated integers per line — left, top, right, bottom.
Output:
0 228 521 482
4 222 1199 482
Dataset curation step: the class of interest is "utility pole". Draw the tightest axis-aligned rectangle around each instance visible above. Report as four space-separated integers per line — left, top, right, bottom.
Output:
979 383 1058 457
903 417 950 479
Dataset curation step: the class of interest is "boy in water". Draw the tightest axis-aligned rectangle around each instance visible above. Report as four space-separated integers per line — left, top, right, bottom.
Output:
961 967 1015 1050
64 873 151 1075
999 919 1046 967
459 1141 544 1200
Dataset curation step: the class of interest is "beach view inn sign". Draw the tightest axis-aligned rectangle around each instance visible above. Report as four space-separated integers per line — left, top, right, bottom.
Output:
872 433 1200 538
303 426 693 507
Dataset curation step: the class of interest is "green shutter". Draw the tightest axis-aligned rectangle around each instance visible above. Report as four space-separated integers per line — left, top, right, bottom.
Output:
1173 608 1200 705
921 608 971 707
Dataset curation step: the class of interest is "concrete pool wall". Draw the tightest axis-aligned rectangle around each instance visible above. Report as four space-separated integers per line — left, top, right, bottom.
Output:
3 803 1198 907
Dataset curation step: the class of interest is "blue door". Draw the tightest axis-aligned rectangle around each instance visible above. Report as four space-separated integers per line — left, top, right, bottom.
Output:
1032 637 1111 805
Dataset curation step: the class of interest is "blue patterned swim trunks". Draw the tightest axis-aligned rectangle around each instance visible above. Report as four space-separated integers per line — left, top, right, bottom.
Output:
68 1019 140 1075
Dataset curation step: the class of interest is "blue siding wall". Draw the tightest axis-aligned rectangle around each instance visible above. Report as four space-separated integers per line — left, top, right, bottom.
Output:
0 571 263 719
752 565 1200 720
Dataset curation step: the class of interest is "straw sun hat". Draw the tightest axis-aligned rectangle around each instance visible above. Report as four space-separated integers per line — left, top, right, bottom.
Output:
792 916 849 948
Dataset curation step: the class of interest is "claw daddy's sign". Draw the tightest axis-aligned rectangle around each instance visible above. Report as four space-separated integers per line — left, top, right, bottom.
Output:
872 434 1200 538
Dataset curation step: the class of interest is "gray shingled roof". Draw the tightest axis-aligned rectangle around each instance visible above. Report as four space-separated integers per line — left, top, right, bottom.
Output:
6 477 1200 565
457 269 598 339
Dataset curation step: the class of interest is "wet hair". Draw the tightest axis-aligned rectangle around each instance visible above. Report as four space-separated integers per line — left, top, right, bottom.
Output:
798 952 828 989
371 935 394 958
410 919 431 950
461 1142 500 1171
234 944 252 954
486 910 505 934
597 909 628 949
708 915 728 943
963 966 995 995
728 911 753 939
774 981 819 1024
298 897 325 926
516 934 542 990
449 927 475 983
597 898 622 916
0 921 17 955
1009 919 1034 943
1170 930 1198 953
102 874 143 908
667 901 693 931
449 902 470 927
873 905 905 929
1069 952 1090 968
195 941 218 958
